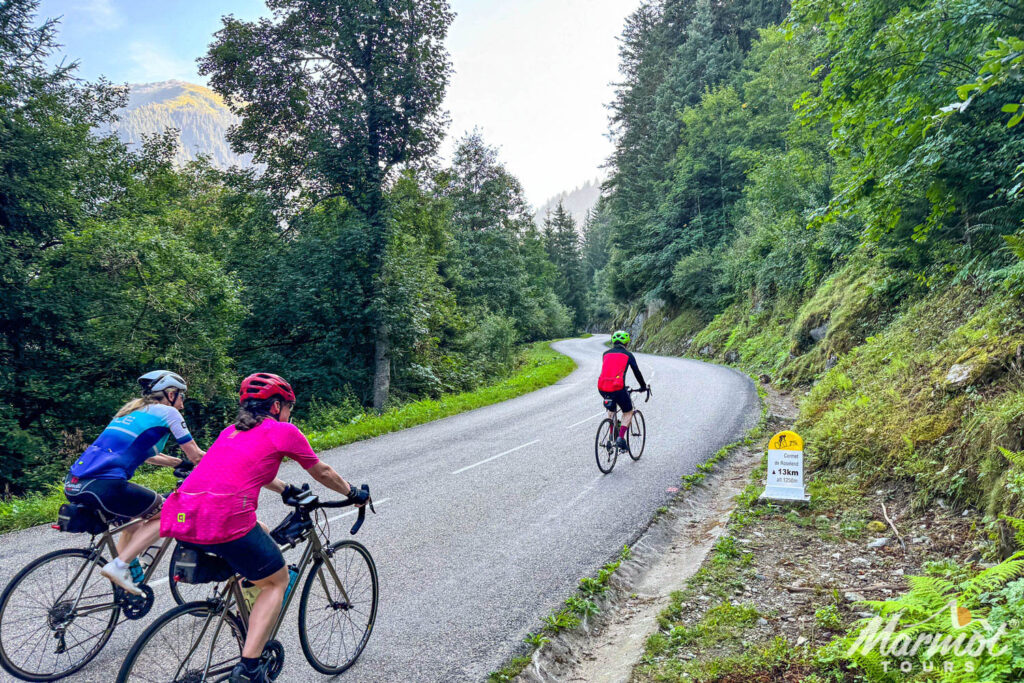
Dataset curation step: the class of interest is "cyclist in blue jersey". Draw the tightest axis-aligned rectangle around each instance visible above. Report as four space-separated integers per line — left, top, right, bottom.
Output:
64 370 206 594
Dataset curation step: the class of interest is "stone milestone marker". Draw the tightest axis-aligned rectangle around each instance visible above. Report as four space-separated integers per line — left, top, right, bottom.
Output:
760 430 811 503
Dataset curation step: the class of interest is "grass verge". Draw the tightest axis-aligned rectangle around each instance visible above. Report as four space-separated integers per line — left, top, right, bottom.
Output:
0 339 577 534
488 547 630 682
304 340 576 451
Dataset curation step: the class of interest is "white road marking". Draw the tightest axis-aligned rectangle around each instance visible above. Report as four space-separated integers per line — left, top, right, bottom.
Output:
566 412 605 429
148 497 392 588
452 440 540 474
327 497 390 523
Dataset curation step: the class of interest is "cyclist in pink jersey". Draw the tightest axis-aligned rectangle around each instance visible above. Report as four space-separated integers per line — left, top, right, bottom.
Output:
161 373 368 683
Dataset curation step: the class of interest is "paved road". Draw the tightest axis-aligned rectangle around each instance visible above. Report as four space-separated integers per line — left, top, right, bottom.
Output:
0 335 758 682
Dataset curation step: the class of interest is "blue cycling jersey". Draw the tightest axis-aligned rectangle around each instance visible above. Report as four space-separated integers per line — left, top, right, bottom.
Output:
70 404 193 480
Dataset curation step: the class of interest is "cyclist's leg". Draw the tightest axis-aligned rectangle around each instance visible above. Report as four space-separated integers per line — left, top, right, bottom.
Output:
68 479 162 593
244 568 289 657
203 526 287 662
614 390 634 430
104 481 163 563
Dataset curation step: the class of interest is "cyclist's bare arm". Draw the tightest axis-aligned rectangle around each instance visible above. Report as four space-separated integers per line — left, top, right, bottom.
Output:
267 463 353 498
308 461 354 497
145 441 204 467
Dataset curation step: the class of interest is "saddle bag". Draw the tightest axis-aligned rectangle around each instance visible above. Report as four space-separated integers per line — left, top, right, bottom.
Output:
56 503 108 535
171 543 234 584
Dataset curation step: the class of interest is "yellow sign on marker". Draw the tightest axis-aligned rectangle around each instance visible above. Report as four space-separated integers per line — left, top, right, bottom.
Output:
768 431 803 451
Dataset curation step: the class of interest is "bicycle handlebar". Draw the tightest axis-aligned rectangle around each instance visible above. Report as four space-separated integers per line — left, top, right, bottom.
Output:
627 386 652 403
283 483 375 535
172 458 194 480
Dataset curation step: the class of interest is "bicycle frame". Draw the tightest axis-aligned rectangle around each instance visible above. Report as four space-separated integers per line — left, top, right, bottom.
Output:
174 522 350 679
51 518 174 624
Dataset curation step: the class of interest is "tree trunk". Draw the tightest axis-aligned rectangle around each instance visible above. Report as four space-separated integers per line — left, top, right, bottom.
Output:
372 320 390 412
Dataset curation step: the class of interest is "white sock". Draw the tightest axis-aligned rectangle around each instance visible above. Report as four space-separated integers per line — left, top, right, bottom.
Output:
113 558 128 570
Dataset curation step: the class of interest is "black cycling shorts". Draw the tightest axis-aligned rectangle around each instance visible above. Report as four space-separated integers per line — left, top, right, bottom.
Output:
192 525 285 582
600 389 633 413
64 476 162 523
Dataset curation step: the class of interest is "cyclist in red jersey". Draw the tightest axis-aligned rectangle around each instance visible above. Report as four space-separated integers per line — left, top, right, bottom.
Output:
598 330 648 450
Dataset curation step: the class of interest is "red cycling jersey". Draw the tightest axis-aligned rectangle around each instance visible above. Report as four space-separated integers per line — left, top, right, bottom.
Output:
598 351 629 392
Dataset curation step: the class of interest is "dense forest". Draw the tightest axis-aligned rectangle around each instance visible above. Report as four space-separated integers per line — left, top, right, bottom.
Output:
583 0 1024 516
0 0 588 495
586 0 1024 319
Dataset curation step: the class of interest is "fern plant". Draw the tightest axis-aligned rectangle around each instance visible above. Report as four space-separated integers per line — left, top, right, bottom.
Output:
827 553 1024 681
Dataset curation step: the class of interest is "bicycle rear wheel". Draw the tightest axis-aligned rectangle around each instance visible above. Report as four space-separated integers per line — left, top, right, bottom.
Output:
167 553 225 607
0 548 119 681
298 540 378 674
116 600 245 683
594 418 617 474
628 410 646 460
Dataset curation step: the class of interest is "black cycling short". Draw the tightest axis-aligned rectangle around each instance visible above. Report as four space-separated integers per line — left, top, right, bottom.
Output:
600 389 633 413
64 476 162 523
192 525 285 582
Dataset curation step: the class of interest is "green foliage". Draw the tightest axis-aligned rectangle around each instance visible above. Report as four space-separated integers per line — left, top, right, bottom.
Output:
815 604 842 631
830 554 1024 682
541 609 581 634
565 596 600 618
487 655 532 683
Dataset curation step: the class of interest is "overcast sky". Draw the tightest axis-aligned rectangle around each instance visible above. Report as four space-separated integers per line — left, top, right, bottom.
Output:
39 0 640 206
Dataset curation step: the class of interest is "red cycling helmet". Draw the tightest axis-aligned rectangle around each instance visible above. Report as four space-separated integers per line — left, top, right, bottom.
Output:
239 373 296 404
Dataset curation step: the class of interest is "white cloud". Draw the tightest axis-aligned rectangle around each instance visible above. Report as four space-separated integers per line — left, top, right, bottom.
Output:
125 41 197 83
73 0 123 31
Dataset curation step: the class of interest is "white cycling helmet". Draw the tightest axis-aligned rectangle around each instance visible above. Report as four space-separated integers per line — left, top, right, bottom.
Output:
138 370 187 395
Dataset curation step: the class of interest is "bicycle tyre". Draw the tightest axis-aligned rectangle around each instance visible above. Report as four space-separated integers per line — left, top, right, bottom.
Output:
116 600 245 683
595 418 617 474
629 410 646 460
298 539 378 675
0 547 119 682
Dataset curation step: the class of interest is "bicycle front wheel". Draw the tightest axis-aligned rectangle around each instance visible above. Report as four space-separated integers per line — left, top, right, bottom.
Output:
629 410 646 460
117 601 245 683
595 418 617 474
0 548 119 681
298 540 378 674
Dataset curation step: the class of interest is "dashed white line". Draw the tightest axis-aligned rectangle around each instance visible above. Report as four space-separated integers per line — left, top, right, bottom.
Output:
566 411 605 429
452 440 540 474
327 497 390 523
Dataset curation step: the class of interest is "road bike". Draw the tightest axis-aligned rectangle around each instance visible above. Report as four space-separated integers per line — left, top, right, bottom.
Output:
595 387 650 474
0 459 206 681
116 484 378 682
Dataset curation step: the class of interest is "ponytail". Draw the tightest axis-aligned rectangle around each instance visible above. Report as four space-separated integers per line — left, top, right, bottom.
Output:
234 398 279 431
115 394 163 418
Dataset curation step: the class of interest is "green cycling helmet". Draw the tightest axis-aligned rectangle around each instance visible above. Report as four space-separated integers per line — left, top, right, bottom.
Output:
611 330 630 345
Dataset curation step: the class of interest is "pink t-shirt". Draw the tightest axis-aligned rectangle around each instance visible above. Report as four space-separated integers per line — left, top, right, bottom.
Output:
160 419 320 544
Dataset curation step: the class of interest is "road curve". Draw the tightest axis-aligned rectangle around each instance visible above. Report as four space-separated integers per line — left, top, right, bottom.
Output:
0 335 759 682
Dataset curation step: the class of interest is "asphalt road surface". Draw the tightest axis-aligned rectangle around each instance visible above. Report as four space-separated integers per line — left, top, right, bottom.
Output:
0 334 759 682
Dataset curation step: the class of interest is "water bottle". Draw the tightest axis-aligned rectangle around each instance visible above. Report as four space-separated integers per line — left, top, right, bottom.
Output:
140 544 161 570
241 566 298 612
282 565 299 606
240 579 261 612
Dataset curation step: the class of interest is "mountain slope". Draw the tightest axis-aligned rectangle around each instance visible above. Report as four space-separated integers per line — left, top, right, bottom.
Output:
534 178 602 228
104 80 251 169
